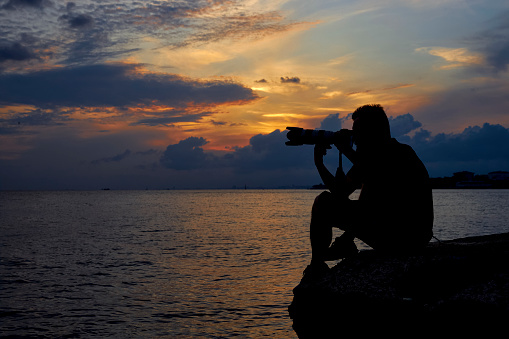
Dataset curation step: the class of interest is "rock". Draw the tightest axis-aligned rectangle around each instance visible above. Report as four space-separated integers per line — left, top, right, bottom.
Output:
288 233 509 337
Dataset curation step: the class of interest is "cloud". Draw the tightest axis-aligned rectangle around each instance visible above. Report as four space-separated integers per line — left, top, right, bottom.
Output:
416 47 484 69
473 10 509 72
413 78 509 133
90 148 164 166
411 123 509 163
388 113 422 137
320 90 342 99
231 129 312 173
347 84 414 96
156 112 424 175
281 76 301 84
319 113 349 131
416 12 509 72
160 137 210 170
159 115 348 176
317 112 423 137
0 42 36 62
4 109 508 189
0 63 258 108
0 1 310 67
59 4 94 31
158 113 509 183
1 0 50 10
0 109 66 134
210 120 228 126
66 14 94 29
91 149 131 165
159 129 311 173
148 4 314 48
131 111 213 127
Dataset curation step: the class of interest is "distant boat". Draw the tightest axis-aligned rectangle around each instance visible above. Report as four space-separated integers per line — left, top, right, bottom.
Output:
310 183 326 189
102 188 111 190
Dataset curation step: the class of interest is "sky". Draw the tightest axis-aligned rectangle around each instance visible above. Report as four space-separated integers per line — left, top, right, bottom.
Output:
1 0 508 190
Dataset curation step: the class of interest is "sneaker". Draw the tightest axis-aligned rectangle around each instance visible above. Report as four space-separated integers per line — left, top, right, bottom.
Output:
302 261 330 281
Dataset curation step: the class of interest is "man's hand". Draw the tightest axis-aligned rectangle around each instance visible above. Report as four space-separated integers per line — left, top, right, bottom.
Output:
314 144 329 165
334 129 353 154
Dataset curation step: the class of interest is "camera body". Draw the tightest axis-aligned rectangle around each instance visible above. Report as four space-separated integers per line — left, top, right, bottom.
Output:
285 127 353 147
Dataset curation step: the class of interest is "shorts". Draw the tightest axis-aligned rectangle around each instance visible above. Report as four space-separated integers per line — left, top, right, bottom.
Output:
313 191 432 253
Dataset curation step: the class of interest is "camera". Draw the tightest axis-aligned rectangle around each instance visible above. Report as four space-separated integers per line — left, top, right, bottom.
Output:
285 127 353 147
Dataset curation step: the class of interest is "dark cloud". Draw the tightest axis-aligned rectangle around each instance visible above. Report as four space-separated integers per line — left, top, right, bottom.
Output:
135 149 160 156
90 148 163 166
12 111 64 126
131 111 213 127
0 42 36 62
1 0 50 10
230 129 310 172
62 32 138 66
91 149 131 165
160 129 319 174
210 120 228 126
59 2 94 29
255 79 267 83
67 14 94 29
388 113 422 138
160 137 211 170
317 112 422 137
3 110 508 189
473 10 509 72
0 63 258 108
0 109 66 134
485 42 509 72
411 123 509 163
319 113 349 131
280 76 301 84
158 114 509 182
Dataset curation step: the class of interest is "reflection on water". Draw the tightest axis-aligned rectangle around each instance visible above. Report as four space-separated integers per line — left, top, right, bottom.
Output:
1 189 508 337
1 190 314 338
432 189 509 241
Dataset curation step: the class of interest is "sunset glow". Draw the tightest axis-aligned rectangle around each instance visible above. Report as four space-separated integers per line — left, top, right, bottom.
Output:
1 0 508 189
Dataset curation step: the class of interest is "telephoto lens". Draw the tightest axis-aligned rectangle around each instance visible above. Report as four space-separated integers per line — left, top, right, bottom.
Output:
285 127 336 146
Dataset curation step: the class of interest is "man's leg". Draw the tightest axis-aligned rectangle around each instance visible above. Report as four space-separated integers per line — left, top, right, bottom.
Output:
309 191 358 264
310 191 334 264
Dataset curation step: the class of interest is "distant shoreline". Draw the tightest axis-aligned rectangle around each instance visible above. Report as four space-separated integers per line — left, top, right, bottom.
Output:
2 187 509 192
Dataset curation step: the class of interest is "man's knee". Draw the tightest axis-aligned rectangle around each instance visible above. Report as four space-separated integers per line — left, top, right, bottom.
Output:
312 191 332 214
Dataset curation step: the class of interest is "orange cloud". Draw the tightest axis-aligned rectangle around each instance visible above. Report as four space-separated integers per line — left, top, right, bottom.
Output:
416 47 484 69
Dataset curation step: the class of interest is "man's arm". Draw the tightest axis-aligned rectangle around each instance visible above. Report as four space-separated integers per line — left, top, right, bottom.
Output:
314 144 357 197
314 144 336 191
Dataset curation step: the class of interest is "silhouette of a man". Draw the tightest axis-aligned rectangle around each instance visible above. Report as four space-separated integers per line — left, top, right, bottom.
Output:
309 104 433 269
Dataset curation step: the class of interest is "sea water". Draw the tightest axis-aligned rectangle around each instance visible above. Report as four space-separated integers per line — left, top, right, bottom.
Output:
1 189 508 338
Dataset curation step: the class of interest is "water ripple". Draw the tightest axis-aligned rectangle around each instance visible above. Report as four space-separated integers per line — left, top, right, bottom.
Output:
1 189 507 337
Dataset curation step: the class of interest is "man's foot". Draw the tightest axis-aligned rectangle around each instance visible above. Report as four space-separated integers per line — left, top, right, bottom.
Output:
324 234 358 260
302 260 330 282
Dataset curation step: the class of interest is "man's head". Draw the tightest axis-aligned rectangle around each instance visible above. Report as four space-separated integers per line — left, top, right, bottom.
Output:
352 104 391 147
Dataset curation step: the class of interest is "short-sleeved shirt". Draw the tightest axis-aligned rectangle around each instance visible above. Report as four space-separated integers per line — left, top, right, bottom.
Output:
347 139 433 249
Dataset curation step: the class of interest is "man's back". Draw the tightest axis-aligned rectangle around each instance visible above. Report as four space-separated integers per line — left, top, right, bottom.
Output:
351 139 433 248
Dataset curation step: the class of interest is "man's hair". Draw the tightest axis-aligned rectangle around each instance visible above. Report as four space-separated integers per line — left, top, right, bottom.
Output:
352 104 391 139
